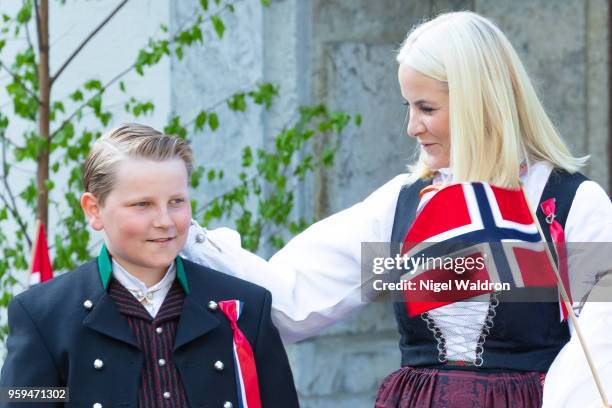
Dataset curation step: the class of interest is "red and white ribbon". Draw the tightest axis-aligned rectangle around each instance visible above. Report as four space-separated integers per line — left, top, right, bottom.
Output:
541 198 572 321
218 300 262 408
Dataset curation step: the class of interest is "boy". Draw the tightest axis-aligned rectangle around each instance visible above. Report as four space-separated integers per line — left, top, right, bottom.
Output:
0 124 299 407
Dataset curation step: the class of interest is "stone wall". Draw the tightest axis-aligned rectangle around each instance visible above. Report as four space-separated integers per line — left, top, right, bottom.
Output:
170 1 609 406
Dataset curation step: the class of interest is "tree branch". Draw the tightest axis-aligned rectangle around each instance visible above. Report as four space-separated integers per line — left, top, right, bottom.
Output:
33 0 42 49
0 60 42 105
173 0 242 35
50 0 130 85
50 62 135 139
194 176 256 216
0 193 32 249
0 134 32 249
180 85 251 129
51 0 239 139
0 191 32 249
22 0 36 58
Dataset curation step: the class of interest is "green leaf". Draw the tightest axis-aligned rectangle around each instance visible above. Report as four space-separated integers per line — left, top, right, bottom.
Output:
191 26 203 43
100 112 112 126
19 181 37 206
355 113 362 126
194 111 207 131
208 112 219 131
321 147 336 165
16 2 32 23
84 79 102 91
164 116 187 139
199 0 208 10
45 179 55 191
261 0 271 6
0 292 12 308
70 89 83 102
52 101 65 114
227 93 247 112
211 16 225 39
249 82 279 109
241 146 253 167
190 166 205 188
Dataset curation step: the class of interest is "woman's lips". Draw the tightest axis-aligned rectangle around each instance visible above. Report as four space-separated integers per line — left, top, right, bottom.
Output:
421 143 439 152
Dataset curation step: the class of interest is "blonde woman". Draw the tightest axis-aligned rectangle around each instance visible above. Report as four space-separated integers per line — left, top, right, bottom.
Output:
183 11 612 407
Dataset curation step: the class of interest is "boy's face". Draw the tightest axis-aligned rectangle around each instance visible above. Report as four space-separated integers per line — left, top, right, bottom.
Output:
82 158 192 277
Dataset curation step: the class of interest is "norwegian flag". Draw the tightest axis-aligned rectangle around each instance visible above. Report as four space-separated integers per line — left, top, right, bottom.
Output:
29 220 53 286
400 182 559 316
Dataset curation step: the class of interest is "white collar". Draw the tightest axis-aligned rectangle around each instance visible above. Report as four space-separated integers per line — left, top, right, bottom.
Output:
432 160 532 185
421 161 548 213
112 259 175 300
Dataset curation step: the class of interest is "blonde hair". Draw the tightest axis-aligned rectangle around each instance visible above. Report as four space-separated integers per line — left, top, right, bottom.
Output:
397 11 587 187
83 123 193 205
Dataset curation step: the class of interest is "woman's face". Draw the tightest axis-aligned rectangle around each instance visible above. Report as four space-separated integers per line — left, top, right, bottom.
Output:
398 63 450 169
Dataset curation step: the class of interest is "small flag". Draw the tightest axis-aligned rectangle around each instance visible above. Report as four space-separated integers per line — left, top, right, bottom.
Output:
401 182 558 316
29 220 53 286
218 300 262 408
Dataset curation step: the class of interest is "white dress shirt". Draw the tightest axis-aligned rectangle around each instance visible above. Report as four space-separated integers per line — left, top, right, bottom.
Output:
112 259 176 318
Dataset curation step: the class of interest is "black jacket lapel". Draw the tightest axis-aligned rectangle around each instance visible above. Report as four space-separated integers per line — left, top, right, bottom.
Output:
82 291 139 349
174 294 220 351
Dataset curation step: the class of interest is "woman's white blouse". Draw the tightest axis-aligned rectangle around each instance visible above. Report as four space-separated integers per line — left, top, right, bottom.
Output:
181 162 612 345
542 274 612 407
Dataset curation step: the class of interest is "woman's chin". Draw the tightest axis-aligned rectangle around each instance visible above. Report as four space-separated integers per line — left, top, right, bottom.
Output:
425 157 450 170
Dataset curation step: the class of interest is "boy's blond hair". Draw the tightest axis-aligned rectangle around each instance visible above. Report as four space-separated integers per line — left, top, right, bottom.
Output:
83 123 193 205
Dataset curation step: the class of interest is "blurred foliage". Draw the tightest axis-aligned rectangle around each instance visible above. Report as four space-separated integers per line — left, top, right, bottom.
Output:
0 0 358 342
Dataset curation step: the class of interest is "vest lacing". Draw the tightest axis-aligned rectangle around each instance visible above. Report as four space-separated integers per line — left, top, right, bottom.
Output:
421 292 500 366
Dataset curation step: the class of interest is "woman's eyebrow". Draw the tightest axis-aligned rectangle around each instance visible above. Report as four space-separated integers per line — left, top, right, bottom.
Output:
402 98 434 106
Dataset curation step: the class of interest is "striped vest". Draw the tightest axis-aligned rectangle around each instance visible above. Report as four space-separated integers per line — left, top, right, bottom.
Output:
108 278 189 407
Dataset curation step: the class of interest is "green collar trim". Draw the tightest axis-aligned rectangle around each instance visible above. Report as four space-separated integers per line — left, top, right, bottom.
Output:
97 245 113 290
97 244 190 294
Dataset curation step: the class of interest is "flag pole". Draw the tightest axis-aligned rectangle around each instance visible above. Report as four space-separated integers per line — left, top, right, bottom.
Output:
28 219 41 273
520 185 609 407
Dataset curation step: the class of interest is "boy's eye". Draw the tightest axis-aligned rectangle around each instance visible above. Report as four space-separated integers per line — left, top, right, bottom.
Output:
134 202 150 208
170 198 185 205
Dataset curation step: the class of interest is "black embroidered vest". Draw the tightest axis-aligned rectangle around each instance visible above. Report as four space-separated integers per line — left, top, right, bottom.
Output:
390 169 588 372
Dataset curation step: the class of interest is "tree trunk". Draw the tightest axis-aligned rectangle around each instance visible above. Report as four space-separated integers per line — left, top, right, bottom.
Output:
37 0 50 232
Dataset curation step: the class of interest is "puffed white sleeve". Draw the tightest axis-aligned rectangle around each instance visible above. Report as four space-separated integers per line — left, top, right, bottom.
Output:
181 174 408 343
542 278 612 408
563 181 612 307
542 181 612 408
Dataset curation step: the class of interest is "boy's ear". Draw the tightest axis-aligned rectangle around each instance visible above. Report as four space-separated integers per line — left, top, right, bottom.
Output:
80 192 104 231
